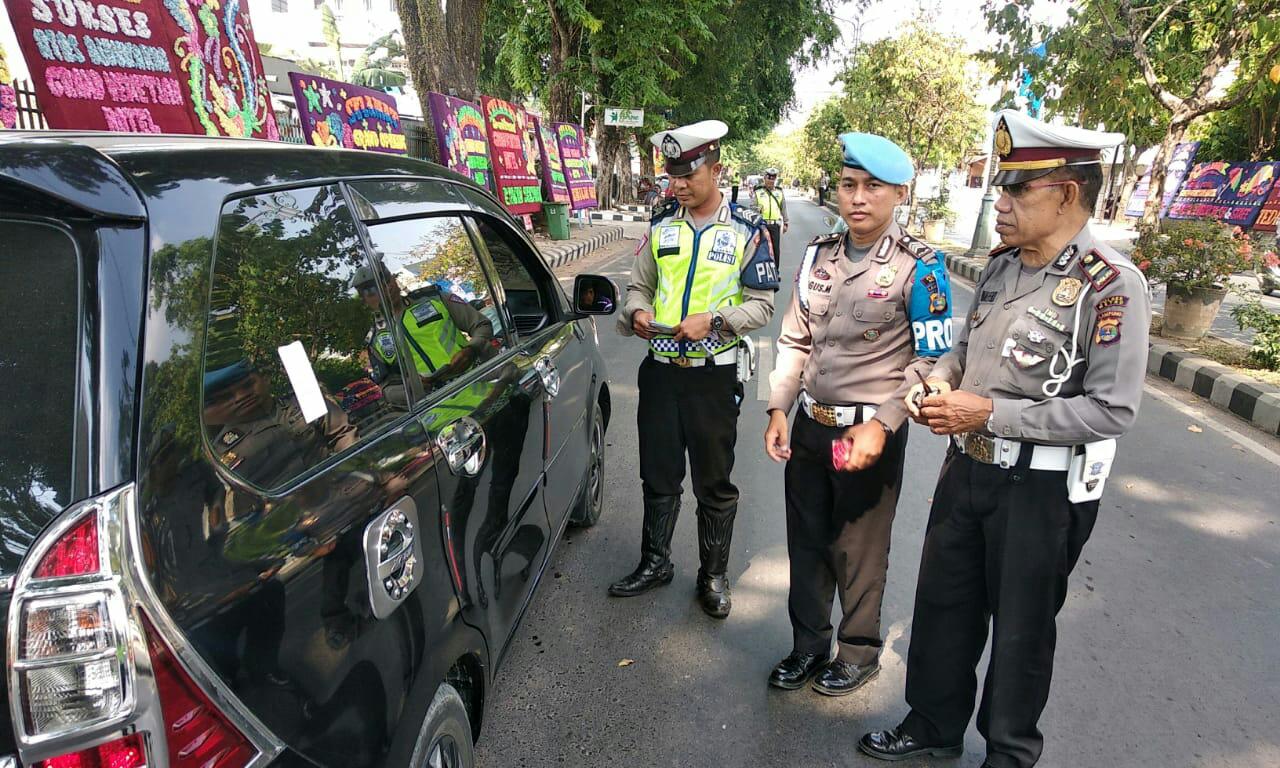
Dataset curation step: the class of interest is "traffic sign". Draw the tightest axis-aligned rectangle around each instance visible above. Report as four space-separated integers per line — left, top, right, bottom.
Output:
604 108 644 127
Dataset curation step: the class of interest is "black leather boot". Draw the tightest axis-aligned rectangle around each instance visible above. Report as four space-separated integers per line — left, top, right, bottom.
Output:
608 496 680 597
695 504 736 618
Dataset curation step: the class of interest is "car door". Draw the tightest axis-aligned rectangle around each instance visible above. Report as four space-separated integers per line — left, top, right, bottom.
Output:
352 191 551 657
166 183 452 768
462 198 596 532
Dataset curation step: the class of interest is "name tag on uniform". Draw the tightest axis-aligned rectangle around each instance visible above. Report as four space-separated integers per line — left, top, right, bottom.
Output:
410 301 443 326
658 226 681 249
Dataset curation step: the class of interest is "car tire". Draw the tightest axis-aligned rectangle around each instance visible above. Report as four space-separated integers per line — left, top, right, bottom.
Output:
410 683 474 768
569 405 606 528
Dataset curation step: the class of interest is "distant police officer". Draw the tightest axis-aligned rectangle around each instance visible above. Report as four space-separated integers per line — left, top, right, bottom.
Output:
754 168 789 267
764 133 953 694
861 111 1151 768
353 261 495 404
610 120 780 618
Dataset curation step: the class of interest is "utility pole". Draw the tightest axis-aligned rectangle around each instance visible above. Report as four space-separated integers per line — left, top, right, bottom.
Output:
580 92 594 128
966 121 998 258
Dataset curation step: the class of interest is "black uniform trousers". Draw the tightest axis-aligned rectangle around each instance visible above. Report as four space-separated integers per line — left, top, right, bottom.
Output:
901 447 1099 768
637 356 741 513
764 222 783 268
785 411 907 666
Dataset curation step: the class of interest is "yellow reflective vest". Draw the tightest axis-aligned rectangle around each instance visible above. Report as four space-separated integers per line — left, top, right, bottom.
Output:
754 186 785 222
371 293 469 375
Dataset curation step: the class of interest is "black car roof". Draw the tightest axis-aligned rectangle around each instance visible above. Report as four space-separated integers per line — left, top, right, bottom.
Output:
0 130 478 215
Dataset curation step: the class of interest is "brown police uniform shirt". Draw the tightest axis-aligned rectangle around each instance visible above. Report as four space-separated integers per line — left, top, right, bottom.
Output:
768 223 939 431
931 224 1151 446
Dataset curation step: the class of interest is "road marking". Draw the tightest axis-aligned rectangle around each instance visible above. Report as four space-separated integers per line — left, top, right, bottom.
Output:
756 341 773 402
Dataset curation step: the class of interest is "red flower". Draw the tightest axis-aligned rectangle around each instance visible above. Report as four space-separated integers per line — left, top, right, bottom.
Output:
1138 259 1152 271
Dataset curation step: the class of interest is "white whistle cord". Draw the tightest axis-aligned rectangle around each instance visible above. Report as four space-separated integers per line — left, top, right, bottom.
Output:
1042 285 1093 398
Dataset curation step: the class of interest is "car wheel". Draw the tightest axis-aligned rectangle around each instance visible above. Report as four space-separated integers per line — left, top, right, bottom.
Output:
410 683 474 768
569 406 606 528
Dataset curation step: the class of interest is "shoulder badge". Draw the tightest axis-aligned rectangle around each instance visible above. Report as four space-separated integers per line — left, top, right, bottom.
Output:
650 197 679 223
1079 248 1119 291
807 231 842 248
898 233 936 264
730 204 764 229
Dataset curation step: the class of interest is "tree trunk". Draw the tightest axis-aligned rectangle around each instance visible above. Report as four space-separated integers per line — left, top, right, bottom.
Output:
615 135 636 204
1142 119 1190 230
546 2 581 123
444 0 488 97
636 130 655 180
595 123 624 210
396 0 487 97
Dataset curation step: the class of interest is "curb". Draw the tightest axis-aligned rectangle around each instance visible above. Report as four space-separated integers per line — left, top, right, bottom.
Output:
938 250 1280 436
591 210 648 222
537 225 624 270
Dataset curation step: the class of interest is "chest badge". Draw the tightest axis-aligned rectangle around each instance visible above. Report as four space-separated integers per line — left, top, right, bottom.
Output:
874 264 899 287
1027 329 1047 345
1010 347 1047 368
1028 306 1068 333
864 329 881 342
867 288 890 299
1052 277 1084 307
813 267 831 280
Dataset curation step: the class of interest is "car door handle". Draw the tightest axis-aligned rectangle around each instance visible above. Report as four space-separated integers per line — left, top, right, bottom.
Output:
437 417 486 477
534 355 560 399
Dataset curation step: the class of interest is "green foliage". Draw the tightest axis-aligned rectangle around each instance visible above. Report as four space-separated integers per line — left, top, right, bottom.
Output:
1231 296 1280 371
352 32 408 89
835 21 987 179
1132 219 1257 290
920 187 957 224
1191 26 1280 161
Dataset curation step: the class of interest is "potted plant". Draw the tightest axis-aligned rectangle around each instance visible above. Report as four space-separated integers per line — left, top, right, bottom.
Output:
919 189 956 243
1133 219 1257 340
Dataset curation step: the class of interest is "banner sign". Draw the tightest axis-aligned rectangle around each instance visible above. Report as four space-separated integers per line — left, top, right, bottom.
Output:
426 92 492 188
289 73 405 153
604 107 644 127
554 122 597 210
1167 161 1280 229
1255 181 1280 233
480 95 542 215
1125 141 1199 218
2 0 278 138
532 115 570 204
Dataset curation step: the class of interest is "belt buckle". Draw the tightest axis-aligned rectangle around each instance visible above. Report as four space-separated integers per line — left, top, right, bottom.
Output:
673 356 691 368
812 403 837 427
963 433 996 464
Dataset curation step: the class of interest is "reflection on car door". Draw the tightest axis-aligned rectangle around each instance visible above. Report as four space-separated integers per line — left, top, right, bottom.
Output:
470 218 594 529
360 211 551 657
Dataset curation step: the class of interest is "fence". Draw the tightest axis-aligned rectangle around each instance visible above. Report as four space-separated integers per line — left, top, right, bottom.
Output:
7 80 47 130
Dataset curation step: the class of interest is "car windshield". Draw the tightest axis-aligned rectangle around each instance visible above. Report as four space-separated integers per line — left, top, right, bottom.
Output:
0 220 80 577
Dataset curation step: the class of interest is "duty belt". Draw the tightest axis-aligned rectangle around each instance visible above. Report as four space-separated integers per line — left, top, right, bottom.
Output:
799 391 877 428
649 348 738 368
953 433 1072 471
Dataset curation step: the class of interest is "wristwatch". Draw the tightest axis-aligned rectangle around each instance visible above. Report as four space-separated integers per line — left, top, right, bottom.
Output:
985 412 997 435
711 313 726 332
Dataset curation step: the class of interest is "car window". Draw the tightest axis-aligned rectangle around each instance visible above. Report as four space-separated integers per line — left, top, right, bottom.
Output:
0 220 79 561
202 185 407 492
362 215 508 398
470 220 553 337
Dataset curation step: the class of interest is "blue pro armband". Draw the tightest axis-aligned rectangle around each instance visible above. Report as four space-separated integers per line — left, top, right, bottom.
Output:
909 251 953 357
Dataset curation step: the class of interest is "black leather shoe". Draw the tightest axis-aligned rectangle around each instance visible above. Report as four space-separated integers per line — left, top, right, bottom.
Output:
608 556 674 596
767 651 828 690
811 658 880 696
858 727 963 762
696 570 731 618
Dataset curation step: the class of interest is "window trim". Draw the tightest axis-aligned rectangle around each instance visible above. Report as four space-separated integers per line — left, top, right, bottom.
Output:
458 210 571 341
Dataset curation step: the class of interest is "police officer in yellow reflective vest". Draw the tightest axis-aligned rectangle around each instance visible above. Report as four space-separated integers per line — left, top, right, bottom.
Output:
754 167 789 268
353 261 494 404
610 120 780 618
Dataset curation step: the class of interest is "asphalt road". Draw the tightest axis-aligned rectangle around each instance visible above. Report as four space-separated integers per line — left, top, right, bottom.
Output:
475 192 1280 768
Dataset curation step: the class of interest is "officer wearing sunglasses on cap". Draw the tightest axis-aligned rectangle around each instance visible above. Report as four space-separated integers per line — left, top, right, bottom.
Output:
860 110 1151 768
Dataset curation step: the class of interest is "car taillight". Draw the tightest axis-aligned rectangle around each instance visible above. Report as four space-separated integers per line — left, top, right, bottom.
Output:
33 512 101 579
38 734 148 768
8 485 282 768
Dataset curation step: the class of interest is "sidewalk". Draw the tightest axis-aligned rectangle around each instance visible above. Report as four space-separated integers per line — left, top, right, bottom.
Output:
530 224 624 269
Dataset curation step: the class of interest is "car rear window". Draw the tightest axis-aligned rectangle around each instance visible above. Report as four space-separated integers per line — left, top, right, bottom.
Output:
0 220 80 566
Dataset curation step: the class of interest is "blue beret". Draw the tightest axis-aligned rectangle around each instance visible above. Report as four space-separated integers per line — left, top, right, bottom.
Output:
838 132 914 185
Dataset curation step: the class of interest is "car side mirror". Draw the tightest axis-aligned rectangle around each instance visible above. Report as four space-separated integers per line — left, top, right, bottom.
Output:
573 274 618 316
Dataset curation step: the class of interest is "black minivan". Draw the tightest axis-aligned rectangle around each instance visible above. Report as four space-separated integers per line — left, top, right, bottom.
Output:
0 133 617 768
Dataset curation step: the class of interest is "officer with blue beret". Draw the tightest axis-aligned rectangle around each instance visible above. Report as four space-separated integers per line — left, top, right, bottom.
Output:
764 132 953 694
610 119 780 618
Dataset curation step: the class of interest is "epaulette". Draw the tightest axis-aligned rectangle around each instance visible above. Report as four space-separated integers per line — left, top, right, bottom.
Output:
989 243 1018 260
730 205 765 229
650 197 679 223
899 233 936 264
1079 248 1119 291
808 231 842 248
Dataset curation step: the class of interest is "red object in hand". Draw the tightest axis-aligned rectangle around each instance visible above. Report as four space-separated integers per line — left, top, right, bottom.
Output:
831 439 850 471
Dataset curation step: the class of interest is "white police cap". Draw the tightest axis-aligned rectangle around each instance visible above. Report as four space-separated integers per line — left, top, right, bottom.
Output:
992 109 1125 185
651 120 728 176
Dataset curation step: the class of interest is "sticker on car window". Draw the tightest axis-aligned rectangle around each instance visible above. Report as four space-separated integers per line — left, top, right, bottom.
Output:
277 340 328 423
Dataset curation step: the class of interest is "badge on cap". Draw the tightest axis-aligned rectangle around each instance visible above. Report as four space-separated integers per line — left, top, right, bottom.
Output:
661 134 682 160
874 264 899 287
1052 278 1083 307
